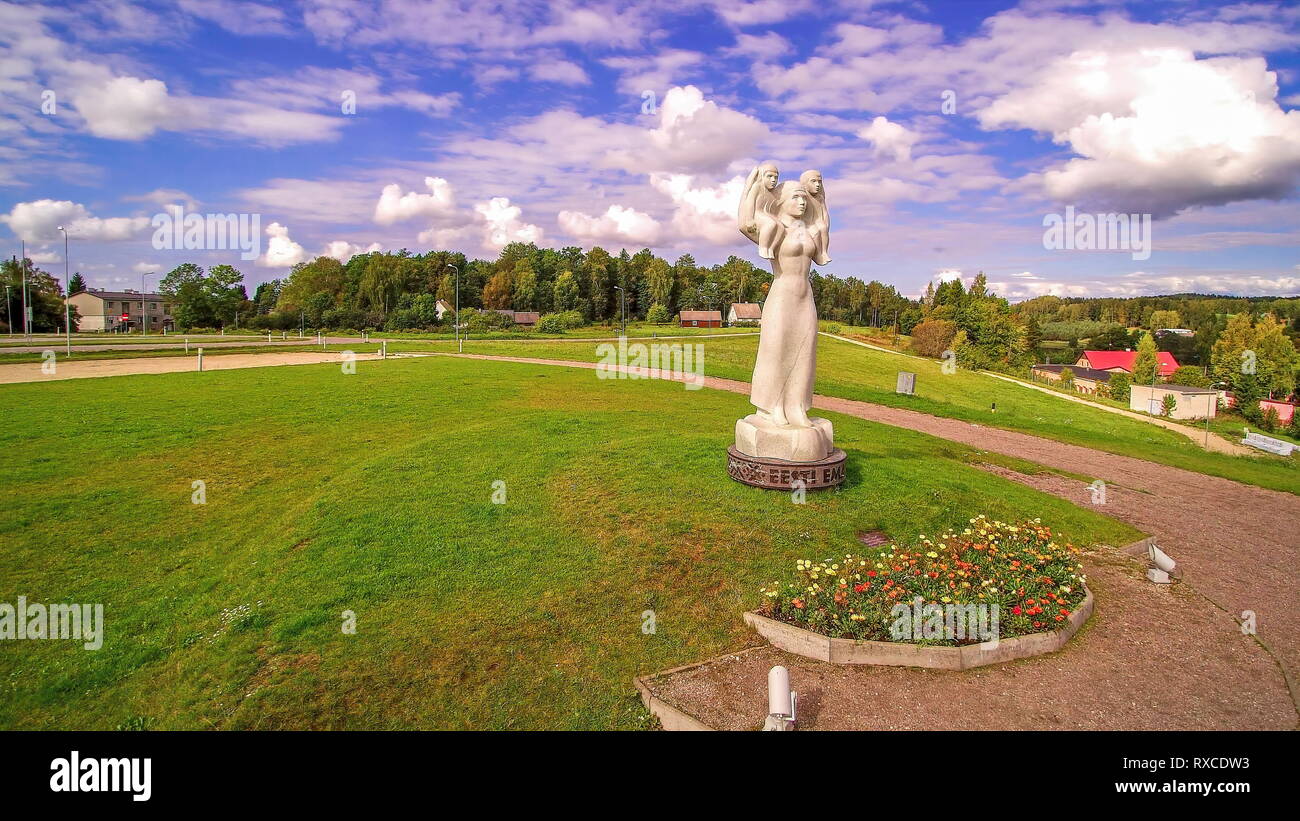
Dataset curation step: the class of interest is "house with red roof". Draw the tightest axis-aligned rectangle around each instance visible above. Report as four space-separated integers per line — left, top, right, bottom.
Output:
1075 349 1178 378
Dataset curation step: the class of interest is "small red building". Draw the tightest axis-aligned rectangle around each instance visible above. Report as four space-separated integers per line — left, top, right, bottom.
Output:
679 310 722 328
1075 349 1178 378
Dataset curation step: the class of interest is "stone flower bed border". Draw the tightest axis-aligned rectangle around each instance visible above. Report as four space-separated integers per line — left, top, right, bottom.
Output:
742 587 1093 671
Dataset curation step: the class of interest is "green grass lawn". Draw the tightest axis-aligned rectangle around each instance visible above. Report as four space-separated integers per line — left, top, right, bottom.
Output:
0 356 1140 729
381 335 1299 494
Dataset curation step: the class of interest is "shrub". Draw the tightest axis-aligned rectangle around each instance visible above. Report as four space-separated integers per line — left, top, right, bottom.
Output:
758 516 1087 644
646 304 671 325
909 319 958 358
383 308 422 331
537 314 565 334
463 308 515 333
1107 373 1132 403
1160 393 1177 417
824 322 843 335
1059 367 1075 390
1170 365 1209 387
1261 406 1280 432
537 310 586 333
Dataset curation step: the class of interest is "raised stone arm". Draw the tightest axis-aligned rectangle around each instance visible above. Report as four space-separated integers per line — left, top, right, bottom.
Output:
737 166 761 243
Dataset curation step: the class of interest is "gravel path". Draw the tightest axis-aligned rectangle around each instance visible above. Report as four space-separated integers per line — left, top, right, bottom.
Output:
0 351 382 383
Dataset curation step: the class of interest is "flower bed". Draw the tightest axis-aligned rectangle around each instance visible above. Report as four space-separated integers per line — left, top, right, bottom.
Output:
758 516 1088 645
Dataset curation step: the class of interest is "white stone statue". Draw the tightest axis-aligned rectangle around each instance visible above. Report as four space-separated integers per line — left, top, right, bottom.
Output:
734 170 835 464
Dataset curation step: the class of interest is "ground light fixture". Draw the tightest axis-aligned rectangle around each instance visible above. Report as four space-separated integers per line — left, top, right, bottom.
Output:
1148 542 1179 585
763 665 797 731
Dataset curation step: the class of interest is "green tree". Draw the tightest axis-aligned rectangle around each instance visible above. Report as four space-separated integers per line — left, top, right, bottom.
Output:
1149 310 1182 330
552 270 580 313
1160 393 1177 417
206 264 246 326
512 261 537 309
646 303 670 324
1090 325 1137 351
1132 332 1159 384
279 257 345 313
1252 314 1300 398
1108 373 1132 402
67 272 86 295
482 271 513 309
1169 365 1209 387
646 258 674 309
1 257 66 332
1059 367 1075 390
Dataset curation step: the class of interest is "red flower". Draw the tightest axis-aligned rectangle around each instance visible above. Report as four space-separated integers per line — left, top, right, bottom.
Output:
1011 606 1022 615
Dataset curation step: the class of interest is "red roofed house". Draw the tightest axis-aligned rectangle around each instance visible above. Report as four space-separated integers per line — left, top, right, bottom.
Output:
1075 349 1178 378
679 310 722 328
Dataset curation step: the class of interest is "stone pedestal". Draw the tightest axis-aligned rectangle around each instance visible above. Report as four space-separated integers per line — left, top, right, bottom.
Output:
727 445 846 490
729 414 844 490
735 414 834 463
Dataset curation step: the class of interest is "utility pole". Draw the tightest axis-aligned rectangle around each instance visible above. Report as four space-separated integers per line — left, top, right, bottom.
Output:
57 226 70 354
449 264 460 353
141 272 156 336
20 242 30 340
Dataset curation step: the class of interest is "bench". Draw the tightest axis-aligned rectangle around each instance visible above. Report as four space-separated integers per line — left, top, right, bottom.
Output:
1242 429 1295 457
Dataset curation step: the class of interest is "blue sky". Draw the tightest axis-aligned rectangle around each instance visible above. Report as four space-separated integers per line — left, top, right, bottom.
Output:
2 0 1298 301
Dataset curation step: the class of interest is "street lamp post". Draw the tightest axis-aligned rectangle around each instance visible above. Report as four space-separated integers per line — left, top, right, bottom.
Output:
141 272 156 336
57 226 71 355
614 285 627 337
4 284 11 337
19 242 30 340
448 264 460 353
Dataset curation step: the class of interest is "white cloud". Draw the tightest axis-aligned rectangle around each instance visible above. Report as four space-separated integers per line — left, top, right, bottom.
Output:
649 172 746 246
373 177 458 224
132 261 162 274
724 31 793 59
74 76 173 140
604 50 703 96
859 116 919 162
708 0 812 26
321 239 382 262
258 222 307 268
980 48 1300 217
988 271 1300 300
529 59 590 86
644 86 767 175
1 199 150 242
177 0 291 36
123 189 202 211
558 205 661 245
474 197 543 249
